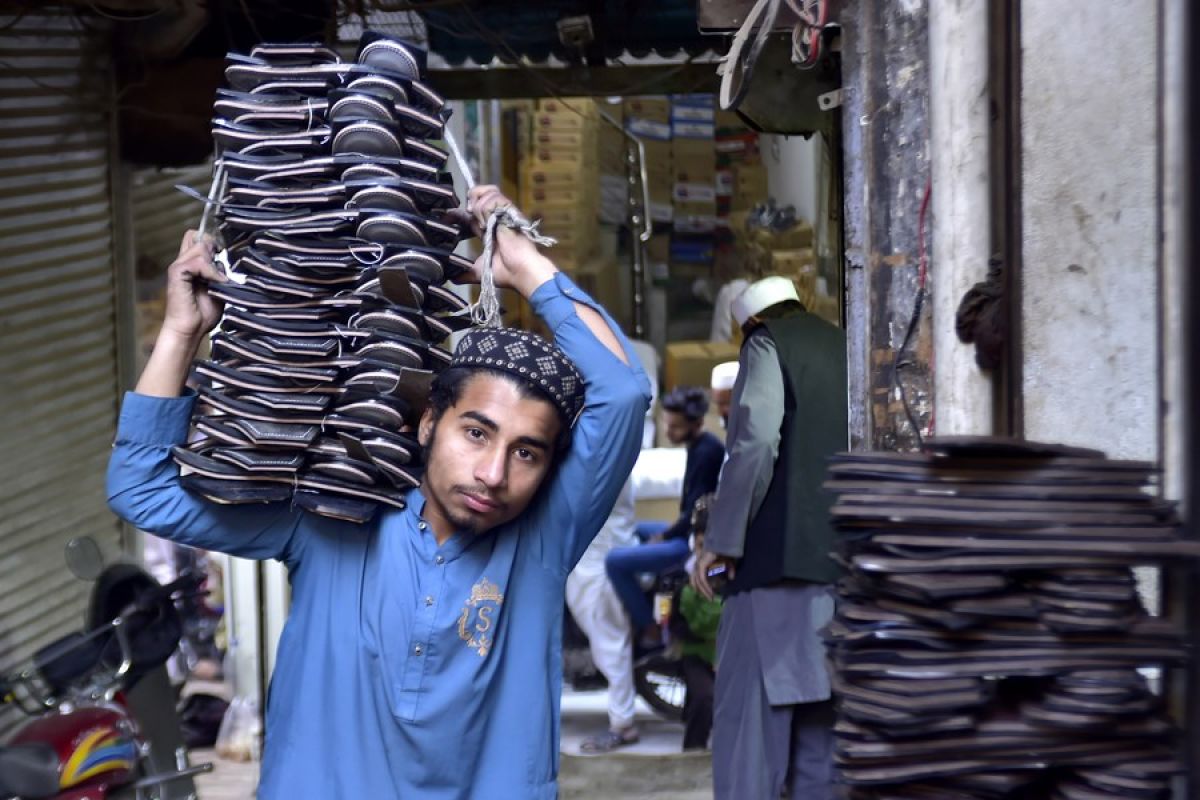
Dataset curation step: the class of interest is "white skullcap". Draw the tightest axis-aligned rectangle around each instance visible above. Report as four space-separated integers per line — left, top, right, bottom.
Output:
731 276 800 326
710 361 739 390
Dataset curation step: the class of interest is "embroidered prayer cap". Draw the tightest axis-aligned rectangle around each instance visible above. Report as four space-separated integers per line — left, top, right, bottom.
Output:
452 328 585 426
731 275 801 326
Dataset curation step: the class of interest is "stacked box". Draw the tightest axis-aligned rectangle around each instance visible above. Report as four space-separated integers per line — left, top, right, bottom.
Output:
671 95 717 234
624 96 673 222
521 98 602 270
664 340 741 390
597 101 628 225
716 119 764 216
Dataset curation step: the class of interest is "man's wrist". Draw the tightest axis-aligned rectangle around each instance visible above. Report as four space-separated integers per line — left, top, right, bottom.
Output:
508 253 558 299
155 327 205 359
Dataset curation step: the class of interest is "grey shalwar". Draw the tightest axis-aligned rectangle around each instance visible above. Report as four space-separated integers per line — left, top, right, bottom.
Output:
705 333 836 799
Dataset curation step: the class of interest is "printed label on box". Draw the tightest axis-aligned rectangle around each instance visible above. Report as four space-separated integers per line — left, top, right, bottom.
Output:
715 169 734 191
674 215 718 234
649 202 675 223
671 105 716 122
673 182 717 203
672 121 716 139
625 118 673 141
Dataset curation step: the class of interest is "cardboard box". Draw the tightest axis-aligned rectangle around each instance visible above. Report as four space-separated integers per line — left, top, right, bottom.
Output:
734 163 769 196
533 129 597 150
671 104 716 123
716 132 761 165
714 109 748 134
531 147 593 168
673 183 717 204
537 97 597 116
675 197 717 216
522 183 595 208
769 248 816 275
533 112 596 131
670 93 714 109
623 96 671 123
670 234 716 263
625 118 672 141
664 340 741 390
648 233 671 262
674 215 719 235
522 165 584 186
672 120 716 140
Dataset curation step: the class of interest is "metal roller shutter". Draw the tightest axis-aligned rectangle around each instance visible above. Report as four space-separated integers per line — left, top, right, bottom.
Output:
0 9 123 736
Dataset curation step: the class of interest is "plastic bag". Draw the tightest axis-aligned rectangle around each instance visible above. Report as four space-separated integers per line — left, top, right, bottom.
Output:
214 695 262 762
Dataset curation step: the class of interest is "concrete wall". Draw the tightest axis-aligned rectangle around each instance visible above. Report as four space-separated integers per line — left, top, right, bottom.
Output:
761 133 818 224
841 0 933 452
1019 1 1159 461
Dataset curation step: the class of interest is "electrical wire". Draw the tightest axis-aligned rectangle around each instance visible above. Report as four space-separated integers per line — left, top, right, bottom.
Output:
891 177 934 447
786 0 828 69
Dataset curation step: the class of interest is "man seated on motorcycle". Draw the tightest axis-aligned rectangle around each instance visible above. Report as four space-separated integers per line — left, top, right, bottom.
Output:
107 185 651 799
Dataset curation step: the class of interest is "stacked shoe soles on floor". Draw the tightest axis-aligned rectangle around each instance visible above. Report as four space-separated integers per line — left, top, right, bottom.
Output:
172 32 474 524
823 437 1200 799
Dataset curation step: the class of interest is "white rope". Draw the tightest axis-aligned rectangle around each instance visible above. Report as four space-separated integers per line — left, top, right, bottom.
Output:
442 127 556 329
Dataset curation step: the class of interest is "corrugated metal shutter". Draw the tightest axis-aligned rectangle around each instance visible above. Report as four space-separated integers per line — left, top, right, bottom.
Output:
132 162 212 276
0 10 123 736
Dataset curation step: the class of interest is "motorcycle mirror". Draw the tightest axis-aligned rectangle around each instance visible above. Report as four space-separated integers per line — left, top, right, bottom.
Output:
64 536 104 581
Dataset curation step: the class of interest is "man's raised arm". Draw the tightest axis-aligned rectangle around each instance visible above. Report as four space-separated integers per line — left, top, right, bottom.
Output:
460 186 652 571
107 231 305 564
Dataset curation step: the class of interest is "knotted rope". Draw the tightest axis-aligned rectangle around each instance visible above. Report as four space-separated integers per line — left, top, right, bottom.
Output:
443 128 555 328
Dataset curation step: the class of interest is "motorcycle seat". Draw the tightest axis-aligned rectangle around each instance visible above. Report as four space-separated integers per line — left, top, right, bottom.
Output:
0 742 60 799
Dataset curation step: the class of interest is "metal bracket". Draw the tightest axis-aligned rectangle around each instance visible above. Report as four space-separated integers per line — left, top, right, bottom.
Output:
818 88 844 110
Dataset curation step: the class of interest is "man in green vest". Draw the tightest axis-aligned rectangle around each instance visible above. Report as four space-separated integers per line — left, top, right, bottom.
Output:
691 275 847 799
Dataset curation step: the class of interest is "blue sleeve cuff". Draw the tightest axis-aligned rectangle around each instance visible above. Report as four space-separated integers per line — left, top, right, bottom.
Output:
528 271 598 332
116 391 196 446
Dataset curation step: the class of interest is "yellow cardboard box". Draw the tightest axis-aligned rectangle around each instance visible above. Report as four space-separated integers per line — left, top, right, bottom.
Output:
664 341 741 391
533 112 597 132
537 97 597 116
623 96 671 123
533 129 597 150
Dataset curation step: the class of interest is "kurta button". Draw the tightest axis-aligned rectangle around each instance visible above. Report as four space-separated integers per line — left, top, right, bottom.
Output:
425 596 434 607
435 555 445 565
413 644 424 655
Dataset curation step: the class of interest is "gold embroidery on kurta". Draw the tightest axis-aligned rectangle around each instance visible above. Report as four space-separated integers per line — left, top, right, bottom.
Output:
458 577 504 657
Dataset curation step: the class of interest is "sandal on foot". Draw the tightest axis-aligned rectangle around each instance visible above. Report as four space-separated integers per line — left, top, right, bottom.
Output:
580 728 639 753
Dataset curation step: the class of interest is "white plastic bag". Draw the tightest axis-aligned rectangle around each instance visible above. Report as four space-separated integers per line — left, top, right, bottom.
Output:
214 695 262 762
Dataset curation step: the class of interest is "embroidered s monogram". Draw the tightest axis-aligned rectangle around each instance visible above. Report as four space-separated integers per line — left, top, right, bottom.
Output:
457 577 504 657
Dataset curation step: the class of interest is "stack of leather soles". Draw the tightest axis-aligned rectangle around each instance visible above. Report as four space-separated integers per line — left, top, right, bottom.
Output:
173 32 474 524
822 437 1200 799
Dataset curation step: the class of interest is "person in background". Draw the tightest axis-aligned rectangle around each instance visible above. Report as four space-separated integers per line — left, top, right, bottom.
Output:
709 361 739 428
565 478 641 753
669 493 722 751
606 387 725 650
691 275 847 799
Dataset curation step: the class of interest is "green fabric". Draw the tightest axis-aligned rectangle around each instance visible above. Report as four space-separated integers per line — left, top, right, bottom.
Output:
732 313 847 592
678 585 723 664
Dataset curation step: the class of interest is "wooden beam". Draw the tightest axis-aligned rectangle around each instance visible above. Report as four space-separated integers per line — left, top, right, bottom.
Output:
429 62 720 100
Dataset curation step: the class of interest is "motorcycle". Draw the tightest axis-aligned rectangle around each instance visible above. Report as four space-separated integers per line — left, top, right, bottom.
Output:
562 568 690 721
0 538 213 800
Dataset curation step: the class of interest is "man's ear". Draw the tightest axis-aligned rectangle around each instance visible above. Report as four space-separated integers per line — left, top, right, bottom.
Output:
418 408 436 447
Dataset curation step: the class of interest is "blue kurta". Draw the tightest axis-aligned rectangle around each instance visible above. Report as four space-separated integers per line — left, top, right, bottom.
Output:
106 274 651 799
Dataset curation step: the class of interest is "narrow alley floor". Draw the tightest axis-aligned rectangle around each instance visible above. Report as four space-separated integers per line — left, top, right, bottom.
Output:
193 688 713 799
